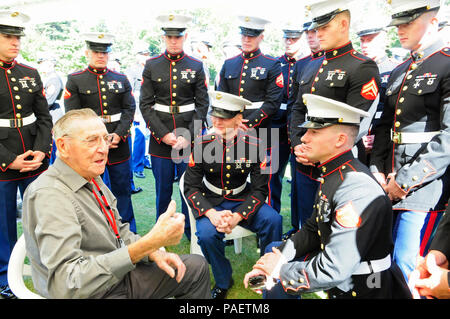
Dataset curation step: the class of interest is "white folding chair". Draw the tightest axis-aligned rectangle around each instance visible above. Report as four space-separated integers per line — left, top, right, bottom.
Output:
179 173 255 256
7 234 44 299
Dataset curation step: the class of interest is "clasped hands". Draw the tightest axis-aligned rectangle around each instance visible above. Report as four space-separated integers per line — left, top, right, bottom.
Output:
161 132 190 150
205 209 242 234
10 150 46 173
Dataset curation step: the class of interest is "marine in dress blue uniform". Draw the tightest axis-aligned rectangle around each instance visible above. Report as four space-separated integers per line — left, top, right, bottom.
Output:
288 0 381 237
217 15 283 144
269 23 305 214
370 0 450 280
356 21 399 163
285 20 325 238
0 11 53 298
184 91 282 299
64 33 137 233
245 94 411 299
139 15 209 239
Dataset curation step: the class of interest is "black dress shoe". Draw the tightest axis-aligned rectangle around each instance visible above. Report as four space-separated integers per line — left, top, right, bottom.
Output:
144 164 152 169
211 279 234 299
0 285 17 299
131 187 143 195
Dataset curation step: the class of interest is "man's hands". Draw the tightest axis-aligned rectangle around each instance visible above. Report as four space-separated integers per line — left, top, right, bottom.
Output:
410 251 450 299
205 209 243 234
128 200 185 264
373 172 408 201
9 150 46 173
149 249 186 283
244 247 284 292
293 144 315 166
161 132 190 150
109 133 121 149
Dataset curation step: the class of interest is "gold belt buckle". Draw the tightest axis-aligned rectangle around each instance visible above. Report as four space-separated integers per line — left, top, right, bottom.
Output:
10 118 23 128
170 105 180 114
101 115 111 123
392 131 402 144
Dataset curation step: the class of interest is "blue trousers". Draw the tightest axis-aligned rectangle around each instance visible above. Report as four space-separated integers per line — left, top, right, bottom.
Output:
392 209 443 281
102 159 136 233
49 139 57 165
150 156 190 238
196 201 282 289
269 139 292 213
0 176 37 286
291 161 320 230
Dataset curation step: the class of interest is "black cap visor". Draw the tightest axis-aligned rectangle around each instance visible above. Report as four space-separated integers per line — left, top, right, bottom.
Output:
300 116 359 129
86 41 112 53
162 28 187 36
309 9 347 30
0 24 25 36
239 27 264 37
388 6 440 27
209 107 241 119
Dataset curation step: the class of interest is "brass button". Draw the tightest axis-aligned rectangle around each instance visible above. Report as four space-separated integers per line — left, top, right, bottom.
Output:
411 63 417 70
103 110 108 114
407 75 412 80
289 280 295 286
226 165 231 170
351 291 357 297
103 102 108 107
320 243 324 250
240 88 244 92
311 87 316 92
399 97 405 103
2 163 5 167
323 60 328 65
412 176 418 181
11 77 16 82
402 86 408 91
173 68 177 72
172 93 176 97
299 278 305 283
319 68 323 73
333 50 338 56
87 90 91 94
99 75 103 79
173 84 177 89
418 89 422 94
314 77 319 82
173 76 177 80
172 101 176 105
16 113 21 118
396 109 402 115
15 95 20 100
13 86 18 91
101 88 106 92
395 121 401 128
245 60 249 64
102 95 107 99
226 173 230 178
16 104 22 110
172 62 176 66
402 184 408 189
209 168 213 172
423 167 429 173
321 166 326 173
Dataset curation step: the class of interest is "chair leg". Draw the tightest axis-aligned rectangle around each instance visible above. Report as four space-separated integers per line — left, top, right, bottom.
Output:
234 238 243 254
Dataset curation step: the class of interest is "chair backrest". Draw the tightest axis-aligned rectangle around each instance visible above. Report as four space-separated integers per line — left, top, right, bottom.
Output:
7 234 45 299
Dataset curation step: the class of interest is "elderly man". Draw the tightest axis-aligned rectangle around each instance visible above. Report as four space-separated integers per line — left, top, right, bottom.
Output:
184 91 282 299
244 94 411 299
22 109 210 299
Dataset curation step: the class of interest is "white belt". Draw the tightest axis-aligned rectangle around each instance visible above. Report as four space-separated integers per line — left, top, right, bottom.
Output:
245 101 264 110
280 103 287 111
0 114 36 128
391 129 440 144
353 254 391 275
203 178 247 196
101 113 121 123
153 103 195 114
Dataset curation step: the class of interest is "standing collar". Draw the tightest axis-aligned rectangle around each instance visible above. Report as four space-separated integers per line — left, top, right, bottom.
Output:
0 59 16 69
325 41 353 60
411 38 445 62
87 65 108 74
312 50 325 59
317 149 354 177
242 48 261 59
164 50 185 61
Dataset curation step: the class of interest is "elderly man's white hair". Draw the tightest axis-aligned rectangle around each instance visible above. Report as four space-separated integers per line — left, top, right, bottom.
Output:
52 108 103 156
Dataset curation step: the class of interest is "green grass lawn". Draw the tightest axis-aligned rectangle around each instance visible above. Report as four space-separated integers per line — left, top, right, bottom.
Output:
17 165 323 299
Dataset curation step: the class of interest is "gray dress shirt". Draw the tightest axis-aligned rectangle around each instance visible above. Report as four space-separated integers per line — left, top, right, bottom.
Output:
22 157 143 298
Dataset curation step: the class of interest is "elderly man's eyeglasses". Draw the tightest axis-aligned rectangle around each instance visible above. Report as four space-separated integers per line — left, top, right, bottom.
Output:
65 133 114 147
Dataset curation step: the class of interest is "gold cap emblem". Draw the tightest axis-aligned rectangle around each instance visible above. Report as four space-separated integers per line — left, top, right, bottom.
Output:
216 93 222 100
169 15 174 21
98 34 104 39
11 12 19 17
245 16 250 22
